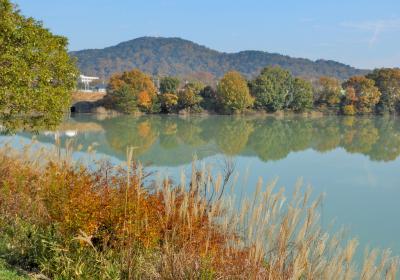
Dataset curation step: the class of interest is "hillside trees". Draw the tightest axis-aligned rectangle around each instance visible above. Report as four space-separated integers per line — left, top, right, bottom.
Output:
70 37 368 81
0 0 78 127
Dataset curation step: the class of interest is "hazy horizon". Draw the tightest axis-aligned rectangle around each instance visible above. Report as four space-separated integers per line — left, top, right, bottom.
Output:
13 0 400 69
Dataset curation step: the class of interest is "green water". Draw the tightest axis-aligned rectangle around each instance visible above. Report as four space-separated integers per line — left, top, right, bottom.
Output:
2 114 400 257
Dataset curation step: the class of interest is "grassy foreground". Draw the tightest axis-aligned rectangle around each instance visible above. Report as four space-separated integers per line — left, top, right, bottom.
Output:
0 142 398 279
0 259 28 280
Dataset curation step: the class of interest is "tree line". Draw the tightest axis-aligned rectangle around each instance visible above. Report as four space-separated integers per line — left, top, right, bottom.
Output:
104 67 400 115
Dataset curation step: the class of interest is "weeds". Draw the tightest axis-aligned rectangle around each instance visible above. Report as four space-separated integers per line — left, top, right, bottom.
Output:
0 141 398 279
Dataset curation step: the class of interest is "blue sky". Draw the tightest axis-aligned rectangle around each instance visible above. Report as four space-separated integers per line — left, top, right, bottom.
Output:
13 0 400 69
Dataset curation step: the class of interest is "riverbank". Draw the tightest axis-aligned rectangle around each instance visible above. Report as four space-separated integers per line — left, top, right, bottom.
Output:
0 142 398 279
71 91 396 118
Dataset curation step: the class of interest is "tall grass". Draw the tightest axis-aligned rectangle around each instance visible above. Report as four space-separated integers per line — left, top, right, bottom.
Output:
0 141 398 279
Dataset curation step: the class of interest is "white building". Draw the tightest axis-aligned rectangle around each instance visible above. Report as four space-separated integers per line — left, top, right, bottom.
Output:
79 74 99 92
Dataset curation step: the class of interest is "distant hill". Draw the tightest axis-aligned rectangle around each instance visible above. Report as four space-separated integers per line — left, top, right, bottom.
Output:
70 37 369 83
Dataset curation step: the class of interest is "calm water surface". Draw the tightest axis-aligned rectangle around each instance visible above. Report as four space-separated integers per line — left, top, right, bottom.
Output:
2 114 400 257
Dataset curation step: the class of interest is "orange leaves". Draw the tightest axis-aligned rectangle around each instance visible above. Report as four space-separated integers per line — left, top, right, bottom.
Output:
0 155 228 258
137 90 152 110
108 69 157 97
0 150 259 277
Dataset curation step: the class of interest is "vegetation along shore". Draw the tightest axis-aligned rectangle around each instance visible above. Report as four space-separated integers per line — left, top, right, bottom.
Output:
0 143 399 279
83 66 400 117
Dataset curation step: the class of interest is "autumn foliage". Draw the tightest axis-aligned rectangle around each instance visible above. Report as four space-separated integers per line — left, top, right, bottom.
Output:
217 71 254 113
103 67 400 116
106 69 157 113
342 76 381 114
0 144 398 279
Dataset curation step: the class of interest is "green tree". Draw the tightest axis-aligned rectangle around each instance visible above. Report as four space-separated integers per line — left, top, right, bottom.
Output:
217 71 253 113
342 76 381 114
290 78 313 112
314 76 342 107
200 85 218 111
110 85 138 113
367 68 400 113
159 76 180 94
250 66 293 112
0 0 78 127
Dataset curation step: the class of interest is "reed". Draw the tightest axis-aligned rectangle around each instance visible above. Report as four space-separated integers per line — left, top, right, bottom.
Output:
0 141 398 279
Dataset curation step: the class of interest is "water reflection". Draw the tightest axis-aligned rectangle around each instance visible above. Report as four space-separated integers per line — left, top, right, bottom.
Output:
4 114 400 259
14 114 400 165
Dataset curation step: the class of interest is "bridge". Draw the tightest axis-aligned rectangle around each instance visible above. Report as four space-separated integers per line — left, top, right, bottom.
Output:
70 92 106 113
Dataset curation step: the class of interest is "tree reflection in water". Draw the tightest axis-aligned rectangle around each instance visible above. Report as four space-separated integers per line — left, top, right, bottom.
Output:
8 114 400 165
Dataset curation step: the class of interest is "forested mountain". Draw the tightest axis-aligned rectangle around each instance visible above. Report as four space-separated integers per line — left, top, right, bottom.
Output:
70 37 368 82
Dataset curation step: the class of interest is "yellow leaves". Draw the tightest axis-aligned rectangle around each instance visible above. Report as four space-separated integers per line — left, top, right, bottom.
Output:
343 104 356 116
160 93 179 112
217 71 254 113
